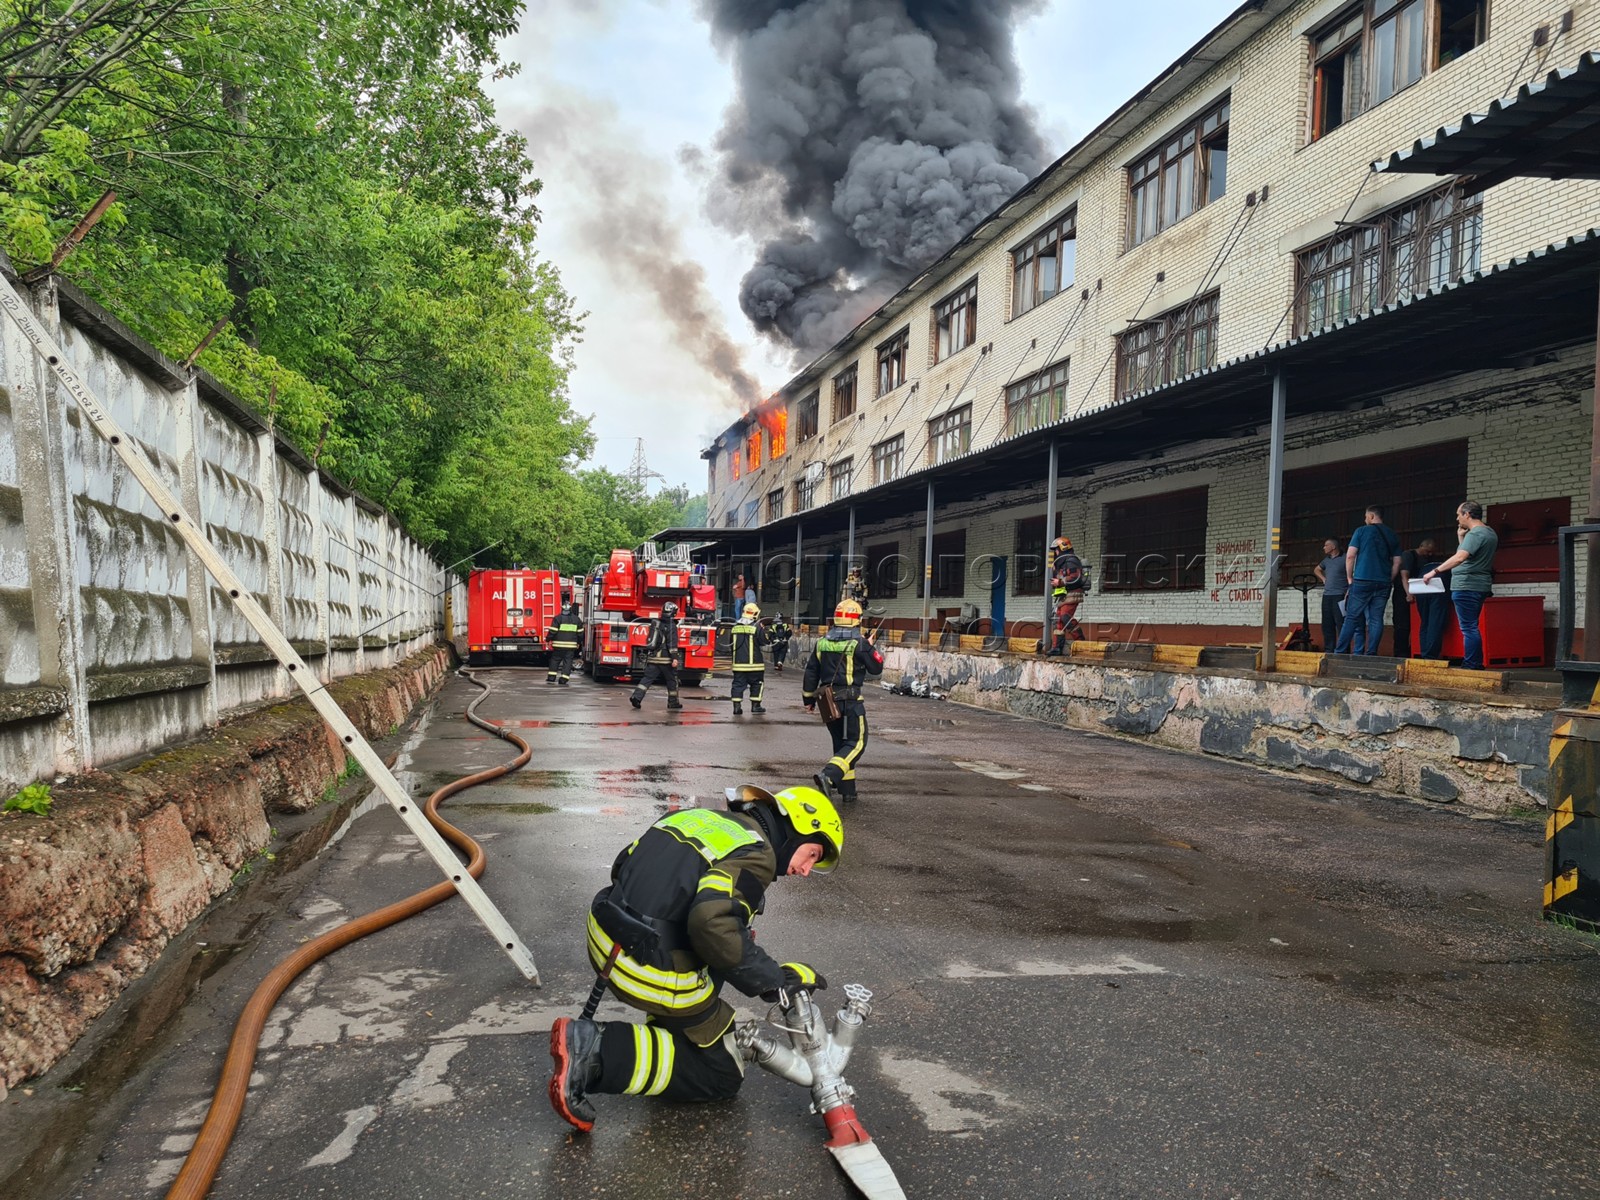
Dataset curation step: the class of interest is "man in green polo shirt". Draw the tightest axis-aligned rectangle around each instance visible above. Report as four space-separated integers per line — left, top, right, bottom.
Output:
1423 502 1498 670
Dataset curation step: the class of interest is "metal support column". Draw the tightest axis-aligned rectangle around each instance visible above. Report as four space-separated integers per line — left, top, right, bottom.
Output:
847 505 856 572
1043 439 1058 651
1586 274 1600 660
794 522 803 627
757 534 764 609
1260 371 1288 672
921 481 935 646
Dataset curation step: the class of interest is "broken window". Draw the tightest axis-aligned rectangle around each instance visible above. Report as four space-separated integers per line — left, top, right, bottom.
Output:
832 365 858 423
1128 98 1229 247
1005 359 1069 438
1101 487 1208 593
830 458 853 502
1115 292 1219 399
876 329 909 396
746 427 762 472
743 499 759 529
796 391 819 442
728 447 741 482
872 434 904 486
1012 211 1076 318
1309 1 1487 142
767 489 784 521
932 279 978 362
1295 181 1480 334
927 404 972 466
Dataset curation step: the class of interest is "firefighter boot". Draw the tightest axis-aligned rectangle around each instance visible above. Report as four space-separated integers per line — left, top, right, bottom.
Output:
838 778 858 804
548 1017 604 1132
666 696 683 711
752 702 766 714
812 771 838 804
629 692 643 710
732 703 742 715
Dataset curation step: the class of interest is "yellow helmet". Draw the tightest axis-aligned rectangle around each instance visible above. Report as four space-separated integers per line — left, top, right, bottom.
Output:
833 598 863 627
742 602 761 620
724 784 843 873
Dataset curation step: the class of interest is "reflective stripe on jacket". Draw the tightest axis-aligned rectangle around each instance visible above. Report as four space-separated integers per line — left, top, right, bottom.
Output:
730 621 769 670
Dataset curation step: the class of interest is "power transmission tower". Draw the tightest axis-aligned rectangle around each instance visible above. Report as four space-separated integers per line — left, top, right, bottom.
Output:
627 437 667 492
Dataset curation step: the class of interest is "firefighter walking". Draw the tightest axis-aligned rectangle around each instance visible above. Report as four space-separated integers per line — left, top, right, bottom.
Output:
802 598 884 804
546 599 583 685
630 602 682 711
1047 536 1089 655
548 784 842 1132
729 602 770 714
769 614 793 672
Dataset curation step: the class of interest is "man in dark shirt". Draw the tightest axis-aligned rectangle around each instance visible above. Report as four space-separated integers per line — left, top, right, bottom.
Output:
1399 537 1447 659
1314 538 1346 653
1332 506 1401 655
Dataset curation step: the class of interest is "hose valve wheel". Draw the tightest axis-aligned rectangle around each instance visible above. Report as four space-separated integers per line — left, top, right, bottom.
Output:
843 982 873 1015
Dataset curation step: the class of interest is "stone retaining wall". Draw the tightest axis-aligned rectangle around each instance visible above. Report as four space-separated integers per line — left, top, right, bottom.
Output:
882 645 1554 813
0 644 452 1092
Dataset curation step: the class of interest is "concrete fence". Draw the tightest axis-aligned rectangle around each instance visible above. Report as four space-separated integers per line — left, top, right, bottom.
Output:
0 272 468 793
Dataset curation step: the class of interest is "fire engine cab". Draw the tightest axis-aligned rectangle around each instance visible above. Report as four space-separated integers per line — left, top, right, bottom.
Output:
466 568 568 666
582 543 716 684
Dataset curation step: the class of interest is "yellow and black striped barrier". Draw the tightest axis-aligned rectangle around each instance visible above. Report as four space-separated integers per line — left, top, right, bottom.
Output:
1544 682 1600 931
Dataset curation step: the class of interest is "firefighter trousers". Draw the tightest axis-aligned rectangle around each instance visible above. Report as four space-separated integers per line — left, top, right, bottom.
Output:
730 670 765 706
820 701 867 799
632 660 679 703
771 641 789 668
547 647 576 683
593 1020 745 1102
1052 592 1085 647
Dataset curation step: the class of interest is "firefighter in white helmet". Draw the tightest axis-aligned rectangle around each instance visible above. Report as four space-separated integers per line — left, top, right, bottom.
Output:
729 602 770 715
802 598 884 804
548 784 842 1132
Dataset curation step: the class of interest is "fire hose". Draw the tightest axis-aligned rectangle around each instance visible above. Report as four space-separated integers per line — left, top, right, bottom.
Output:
164 668 529 1200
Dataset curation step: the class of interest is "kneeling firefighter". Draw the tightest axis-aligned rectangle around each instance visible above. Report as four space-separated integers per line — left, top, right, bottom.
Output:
729 602 770 714
548 785 842 1131
802 599 884 804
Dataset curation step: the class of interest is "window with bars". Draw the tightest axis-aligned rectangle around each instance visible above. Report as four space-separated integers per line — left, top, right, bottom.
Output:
1115 293 1219 398
918 529 969 599
1101 487 1209 592
832 366 858 423
1005 360 1069 438
867 541 901 599
796 392 819 442
830 458 854 502
1128 98 1229 247
1310 1 1489 141
927 405 972 466
1282 442 1468 573
767 489 784 521
872 434 905 485
932 279 978 362
1294 182 1481 335
876 329 909 396
1012 211 1076 318
1012 512 1064 596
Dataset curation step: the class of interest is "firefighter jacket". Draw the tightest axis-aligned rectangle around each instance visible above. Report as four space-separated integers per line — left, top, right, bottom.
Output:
803 626 885 703
730 620 770 671
586 807 786 1045
644 617 679 665
548 610 583 650
769 619 793 645
1052 548 1087 597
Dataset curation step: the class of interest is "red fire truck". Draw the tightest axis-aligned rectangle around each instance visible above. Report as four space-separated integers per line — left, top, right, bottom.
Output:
466 568 569 666
581 544 716 684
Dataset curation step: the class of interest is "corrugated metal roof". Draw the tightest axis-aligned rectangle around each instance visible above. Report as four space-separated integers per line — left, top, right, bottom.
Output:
1374 51 1600 189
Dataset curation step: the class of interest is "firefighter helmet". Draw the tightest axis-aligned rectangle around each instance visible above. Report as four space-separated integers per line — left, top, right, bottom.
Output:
662 601 679 617
742 602 761 620
1052 536 1073 553
724 784 842 873
833 598 863 627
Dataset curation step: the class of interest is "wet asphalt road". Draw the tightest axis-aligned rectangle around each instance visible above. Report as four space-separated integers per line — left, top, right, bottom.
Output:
43 664 1600 1199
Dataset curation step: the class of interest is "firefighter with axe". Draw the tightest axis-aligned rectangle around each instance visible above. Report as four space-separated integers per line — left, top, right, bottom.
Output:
548 785 841 1132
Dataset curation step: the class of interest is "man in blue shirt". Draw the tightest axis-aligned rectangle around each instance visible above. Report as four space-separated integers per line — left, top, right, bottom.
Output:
1332 505 1401 655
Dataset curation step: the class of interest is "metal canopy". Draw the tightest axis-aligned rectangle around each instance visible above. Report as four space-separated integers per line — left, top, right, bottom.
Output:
1374 51 1600 191
672 227 1600 556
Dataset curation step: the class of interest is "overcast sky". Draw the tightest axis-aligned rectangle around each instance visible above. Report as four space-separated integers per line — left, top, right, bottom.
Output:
489 0 1237 491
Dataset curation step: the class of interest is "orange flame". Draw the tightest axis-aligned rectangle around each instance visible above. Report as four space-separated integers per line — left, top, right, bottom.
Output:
761 405 787 459
730 445 741 481
747 427 762 472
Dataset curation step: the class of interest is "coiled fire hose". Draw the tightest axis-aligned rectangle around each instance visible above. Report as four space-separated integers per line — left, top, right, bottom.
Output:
166 668 529 1200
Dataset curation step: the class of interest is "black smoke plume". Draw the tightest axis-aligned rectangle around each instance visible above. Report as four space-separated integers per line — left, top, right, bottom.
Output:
700 0 1046 358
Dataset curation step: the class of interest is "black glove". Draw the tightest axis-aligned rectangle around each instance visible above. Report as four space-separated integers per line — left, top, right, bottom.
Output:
761 962 827 1002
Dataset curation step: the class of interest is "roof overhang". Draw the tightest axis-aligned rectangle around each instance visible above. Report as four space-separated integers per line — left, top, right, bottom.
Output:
706 227 1600 551
1374 51 1600 191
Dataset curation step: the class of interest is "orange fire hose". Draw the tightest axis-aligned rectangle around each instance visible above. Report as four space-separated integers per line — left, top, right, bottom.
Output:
166 668 530 1200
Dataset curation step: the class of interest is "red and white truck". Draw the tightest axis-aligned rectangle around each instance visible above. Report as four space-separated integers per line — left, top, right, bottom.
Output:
466 568 570 666
581 544 716 684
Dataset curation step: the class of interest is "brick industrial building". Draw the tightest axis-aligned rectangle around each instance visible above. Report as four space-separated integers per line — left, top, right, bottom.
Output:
700 0 1599 658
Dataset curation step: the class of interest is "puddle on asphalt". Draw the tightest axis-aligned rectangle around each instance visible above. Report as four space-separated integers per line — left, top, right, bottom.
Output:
440 802 556 816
